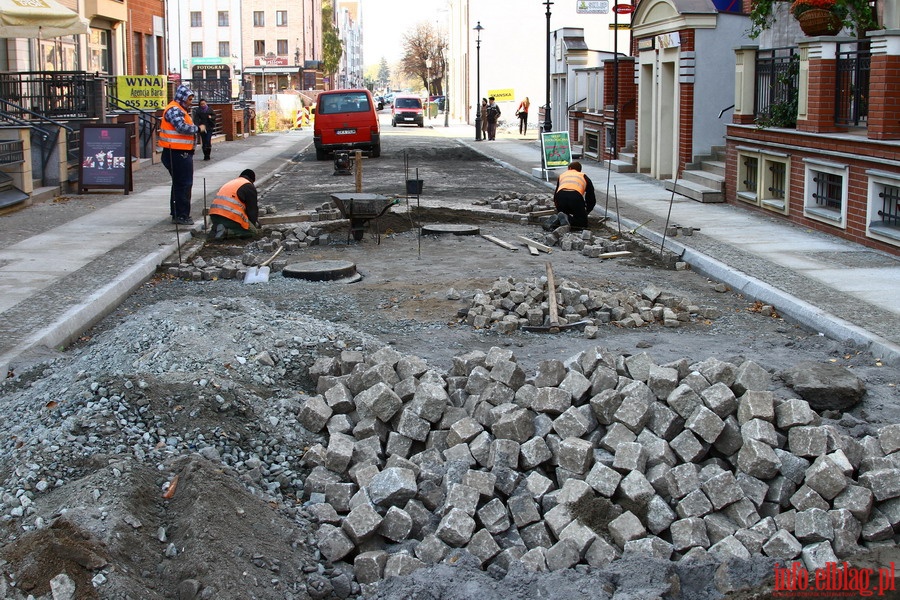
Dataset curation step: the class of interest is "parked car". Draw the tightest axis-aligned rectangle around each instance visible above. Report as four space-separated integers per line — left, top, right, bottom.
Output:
313 89 381 160
374 96 385 111
391 94 424 127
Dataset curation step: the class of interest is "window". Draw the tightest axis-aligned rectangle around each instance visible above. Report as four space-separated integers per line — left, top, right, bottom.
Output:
866 170 900 246
190 12 201 27
218 41 230 58
218 11 229 27
253 11 264 27
736 149 790 214
584 131 600 157
254 40 265 56
276 10 287 26
276 39 288 55
191 42 203 58
803 159 848 227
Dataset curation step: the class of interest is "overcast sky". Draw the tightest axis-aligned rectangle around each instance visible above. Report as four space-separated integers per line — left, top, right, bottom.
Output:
361 0 447 66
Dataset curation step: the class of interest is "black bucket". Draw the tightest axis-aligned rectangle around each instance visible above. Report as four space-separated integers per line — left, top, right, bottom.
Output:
406 179 424 195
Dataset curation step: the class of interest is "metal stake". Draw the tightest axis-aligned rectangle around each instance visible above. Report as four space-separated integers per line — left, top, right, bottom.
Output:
203 177 208 231
660 166 681 257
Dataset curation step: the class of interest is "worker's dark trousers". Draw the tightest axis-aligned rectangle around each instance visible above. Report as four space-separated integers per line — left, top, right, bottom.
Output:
162 148 194 220
555 190 589 229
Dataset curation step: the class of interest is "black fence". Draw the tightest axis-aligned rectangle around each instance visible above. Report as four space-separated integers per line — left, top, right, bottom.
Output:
0 71 100 119
835 41 870 127
755 48 800 128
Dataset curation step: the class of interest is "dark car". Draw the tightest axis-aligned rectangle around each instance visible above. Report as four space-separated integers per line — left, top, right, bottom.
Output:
374 96 385 111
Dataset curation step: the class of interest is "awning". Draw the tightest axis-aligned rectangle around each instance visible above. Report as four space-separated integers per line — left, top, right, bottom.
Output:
0 0 90 39
243 66 300 75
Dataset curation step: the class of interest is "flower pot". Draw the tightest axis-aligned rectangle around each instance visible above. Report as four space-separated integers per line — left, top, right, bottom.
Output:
796 8 843 36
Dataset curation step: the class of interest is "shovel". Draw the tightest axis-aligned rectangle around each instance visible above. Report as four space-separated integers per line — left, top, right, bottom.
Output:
243 247 283 284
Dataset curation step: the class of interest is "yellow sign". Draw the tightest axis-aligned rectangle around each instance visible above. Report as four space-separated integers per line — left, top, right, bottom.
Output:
487 88 514 103
115 75 167 111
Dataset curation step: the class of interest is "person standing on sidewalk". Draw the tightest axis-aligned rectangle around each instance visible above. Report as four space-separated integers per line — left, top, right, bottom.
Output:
480 98 488 139
208 169 260 240
486 96 501 141
193 98 216 161
553 161 597 229
160 84 203 225
516 97 530 136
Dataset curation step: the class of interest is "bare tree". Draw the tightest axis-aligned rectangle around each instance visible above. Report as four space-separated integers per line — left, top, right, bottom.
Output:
400 22 447 96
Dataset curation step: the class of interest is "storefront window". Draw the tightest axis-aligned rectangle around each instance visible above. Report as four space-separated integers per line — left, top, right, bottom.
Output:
89 29 110 74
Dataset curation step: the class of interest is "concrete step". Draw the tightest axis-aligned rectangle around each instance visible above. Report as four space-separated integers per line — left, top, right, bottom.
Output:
617 151 636 165
665 177 724 203
701 159 726 177
609 159 635 174
681 168 725 190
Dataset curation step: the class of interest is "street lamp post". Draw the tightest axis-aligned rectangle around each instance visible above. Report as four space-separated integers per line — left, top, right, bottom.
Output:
473 21 483 141
543 1 553 133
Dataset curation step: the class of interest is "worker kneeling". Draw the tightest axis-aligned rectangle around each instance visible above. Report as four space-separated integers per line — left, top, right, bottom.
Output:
208 169 260 240
552 161 596 230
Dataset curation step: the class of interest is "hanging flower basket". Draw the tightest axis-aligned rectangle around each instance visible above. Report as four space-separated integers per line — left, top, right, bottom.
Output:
796 8 843 35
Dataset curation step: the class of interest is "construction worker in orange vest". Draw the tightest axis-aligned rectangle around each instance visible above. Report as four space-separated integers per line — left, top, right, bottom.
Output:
160 84 204 225
551 161 597 230
208 169 260 240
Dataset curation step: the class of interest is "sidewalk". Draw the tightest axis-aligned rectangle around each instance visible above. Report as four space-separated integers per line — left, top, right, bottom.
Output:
463 128 900 364
0 126 897 376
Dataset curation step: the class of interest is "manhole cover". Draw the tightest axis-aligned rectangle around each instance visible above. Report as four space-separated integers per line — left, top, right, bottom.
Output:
421 223 481 235
282 260 359 282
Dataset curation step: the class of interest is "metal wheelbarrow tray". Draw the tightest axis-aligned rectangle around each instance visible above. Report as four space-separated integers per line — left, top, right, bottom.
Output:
330 193 399 241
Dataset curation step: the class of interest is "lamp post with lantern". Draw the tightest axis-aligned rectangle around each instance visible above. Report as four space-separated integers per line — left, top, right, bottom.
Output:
473 21 484 141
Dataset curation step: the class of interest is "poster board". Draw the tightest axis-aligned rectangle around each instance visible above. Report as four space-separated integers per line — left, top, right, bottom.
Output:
540 131 572 180
114 75 167 111
78 124 134 194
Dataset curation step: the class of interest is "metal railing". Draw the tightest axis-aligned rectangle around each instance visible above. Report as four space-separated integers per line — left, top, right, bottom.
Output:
0 140 25 165
0 71 98 119
0 97 78 185
876 185 900 227
754 48 799 127
106 91 161 159
835 40 870 127
180 79 233 102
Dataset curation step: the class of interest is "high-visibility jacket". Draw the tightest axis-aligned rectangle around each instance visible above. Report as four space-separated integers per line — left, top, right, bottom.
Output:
557 170 587 196
158 101 196 151
209 177 252 229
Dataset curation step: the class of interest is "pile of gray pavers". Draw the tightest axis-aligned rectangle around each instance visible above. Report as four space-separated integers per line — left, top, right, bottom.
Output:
463 279 718 333
485 192 554 214
297 345 900 589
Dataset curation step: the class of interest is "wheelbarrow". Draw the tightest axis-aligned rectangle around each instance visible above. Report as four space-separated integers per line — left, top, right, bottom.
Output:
331 193 400 242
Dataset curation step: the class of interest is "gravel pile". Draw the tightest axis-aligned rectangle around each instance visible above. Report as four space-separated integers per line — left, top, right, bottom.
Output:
296 343 900 594
460 276 720 334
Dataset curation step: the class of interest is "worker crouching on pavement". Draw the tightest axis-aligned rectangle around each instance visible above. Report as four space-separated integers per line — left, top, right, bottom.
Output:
552 161 597 230
208 169 260 240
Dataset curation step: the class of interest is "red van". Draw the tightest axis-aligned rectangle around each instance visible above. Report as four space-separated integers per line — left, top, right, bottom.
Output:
313 89 381 160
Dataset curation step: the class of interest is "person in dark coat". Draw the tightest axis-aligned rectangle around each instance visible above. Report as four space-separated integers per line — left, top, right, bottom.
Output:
193 99 216 160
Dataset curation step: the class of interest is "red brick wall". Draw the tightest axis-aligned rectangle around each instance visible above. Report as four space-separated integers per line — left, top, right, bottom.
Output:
867 54 900 140
798 58 840 133
125 0 166 75
725 125 900 255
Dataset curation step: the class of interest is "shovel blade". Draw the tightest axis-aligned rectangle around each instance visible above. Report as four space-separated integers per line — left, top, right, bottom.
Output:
243 266 271 284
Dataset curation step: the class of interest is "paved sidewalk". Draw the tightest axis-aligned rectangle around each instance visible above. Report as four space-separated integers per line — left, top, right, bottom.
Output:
464 130 900 364
0 126 898 377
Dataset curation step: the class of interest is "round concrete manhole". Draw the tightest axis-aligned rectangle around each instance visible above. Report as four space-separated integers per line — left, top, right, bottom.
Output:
282 260 361 282
421 223 481 235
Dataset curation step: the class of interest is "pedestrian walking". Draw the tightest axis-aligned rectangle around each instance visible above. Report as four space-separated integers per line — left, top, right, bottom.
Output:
208 169 260 240
486 96 501 141
193 98 216 161
516 97 530 136
480 98 488 139
552 161 597 230
160 84 203 225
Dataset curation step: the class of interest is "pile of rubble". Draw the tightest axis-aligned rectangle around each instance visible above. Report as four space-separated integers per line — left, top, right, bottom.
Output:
460 278 718 334
475 192 555 215
296 345 898 592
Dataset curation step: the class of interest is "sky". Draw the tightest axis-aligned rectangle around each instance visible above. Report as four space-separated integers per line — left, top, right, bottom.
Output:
360 0 447 67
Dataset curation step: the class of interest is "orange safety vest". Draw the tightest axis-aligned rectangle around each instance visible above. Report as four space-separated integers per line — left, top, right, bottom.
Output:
209 177 252 229
158 101 196 151
557 170 587 196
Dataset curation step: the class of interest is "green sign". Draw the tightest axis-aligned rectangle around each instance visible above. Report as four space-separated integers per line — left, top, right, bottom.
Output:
541 131 572 169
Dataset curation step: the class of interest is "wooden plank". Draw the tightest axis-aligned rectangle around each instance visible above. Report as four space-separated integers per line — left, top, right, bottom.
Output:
527 245 539 256
597 250 632 259
258 213 313 225
545 262 560 333
516 235 553 253
481 234 518 251
529 209 557 220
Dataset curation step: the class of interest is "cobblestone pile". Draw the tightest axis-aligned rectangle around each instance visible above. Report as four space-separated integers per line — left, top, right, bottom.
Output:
461 277 719 334
297 345 898 591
